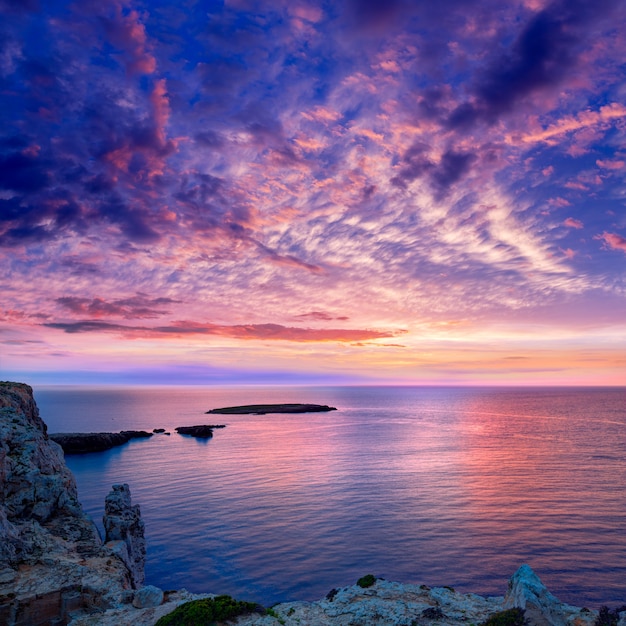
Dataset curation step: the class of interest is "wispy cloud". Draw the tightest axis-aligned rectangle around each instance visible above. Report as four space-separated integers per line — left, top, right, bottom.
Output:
595 232 626 254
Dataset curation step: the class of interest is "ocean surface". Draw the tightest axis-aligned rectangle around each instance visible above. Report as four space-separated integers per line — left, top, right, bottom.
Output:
34 385 626 608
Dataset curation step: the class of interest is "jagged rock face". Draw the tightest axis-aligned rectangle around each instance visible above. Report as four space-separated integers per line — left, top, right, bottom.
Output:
104 484 146 588
504 564 596 626
0 382 81 530
1 382 83 569
0 382 135 626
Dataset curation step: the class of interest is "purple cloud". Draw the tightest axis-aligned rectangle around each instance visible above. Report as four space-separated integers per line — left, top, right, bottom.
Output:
56 294 181 319
44 319 403 343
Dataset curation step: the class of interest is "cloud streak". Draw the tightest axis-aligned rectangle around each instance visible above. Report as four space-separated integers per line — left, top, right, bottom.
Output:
44 320 402 343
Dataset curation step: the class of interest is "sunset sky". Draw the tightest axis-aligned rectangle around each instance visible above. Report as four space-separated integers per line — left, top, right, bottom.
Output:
1 0 625 385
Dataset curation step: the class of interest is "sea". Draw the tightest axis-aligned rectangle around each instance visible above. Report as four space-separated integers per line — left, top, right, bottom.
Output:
33 385 626 608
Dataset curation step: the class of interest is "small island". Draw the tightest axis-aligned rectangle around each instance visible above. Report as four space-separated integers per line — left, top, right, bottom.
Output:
175 424 226 438
205 403 337 415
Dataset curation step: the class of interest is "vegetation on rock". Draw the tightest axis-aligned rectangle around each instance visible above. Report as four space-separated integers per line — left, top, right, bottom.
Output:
481 608 526 626
154 594 263 626
595 606 626 626
357 574 377 588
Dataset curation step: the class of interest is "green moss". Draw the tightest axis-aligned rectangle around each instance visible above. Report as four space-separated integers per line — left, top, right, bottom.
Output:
266 607 286 624
481 608 526 626
357 574 376 588
155 594 263 626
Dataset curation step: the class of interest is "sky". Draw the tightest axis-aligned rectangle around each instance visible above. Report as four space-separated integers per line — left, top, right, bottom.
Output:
1 0 625 386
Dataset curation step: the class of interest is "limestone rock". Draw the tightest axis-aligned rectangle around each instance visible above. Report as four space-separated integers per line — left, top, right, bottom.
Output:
0 382 134 625
132 585 164 608
504 564 596 626
104 483 146 587
1 382 81 530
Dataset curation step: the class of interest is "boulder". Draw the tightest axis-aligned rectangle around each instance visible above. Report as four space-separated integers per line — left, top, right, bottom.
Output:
132 585 164 608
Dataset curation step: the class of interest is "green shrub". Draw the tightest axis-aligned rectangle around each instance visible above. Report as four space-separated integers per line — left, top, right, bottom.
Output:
265 607 286 624
357 574 376 588
481 608 526 626
155 594 263 626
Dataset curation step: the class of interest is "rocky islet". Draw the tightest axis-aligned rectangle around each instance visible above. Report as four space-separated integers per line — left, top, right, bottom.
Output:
48 403 338 453
206 403 337 414
50 430 153 454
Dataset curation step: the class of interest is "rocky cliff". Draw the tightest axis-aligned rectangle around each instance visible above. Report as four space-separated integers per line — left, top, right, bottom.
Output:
0 382 137 624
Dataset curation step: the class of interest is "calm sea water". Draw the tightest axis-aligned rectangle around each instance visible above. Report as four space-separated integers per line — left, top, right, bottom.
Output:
34 385 626 608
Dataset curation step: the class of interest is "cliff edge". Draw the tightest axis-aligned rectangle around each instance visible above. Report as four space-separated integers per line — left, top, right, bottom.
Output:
0 382 136 624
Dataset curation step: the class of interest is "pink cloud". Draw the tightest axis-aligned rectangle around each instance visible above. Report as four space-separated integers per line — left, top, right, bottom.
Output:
56 294 180 319
596 158 625 170
596 232 626 254
44 319 405 343
288 4 324 23
103 7 156 75
549 197 571 208
150 79 170 147
515 103 626 145
564 181 588 191
564 217 583 229
295 311 350 322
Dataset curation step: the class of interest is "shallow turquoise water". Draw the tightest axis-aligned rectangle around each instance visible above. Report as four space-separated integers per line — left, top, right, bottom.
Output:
35 385 626 607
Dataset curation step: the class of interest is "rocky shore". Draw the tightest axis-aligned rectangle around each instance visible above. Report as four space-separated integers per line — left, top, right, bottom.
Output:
50 430 153 454
1 381 624 626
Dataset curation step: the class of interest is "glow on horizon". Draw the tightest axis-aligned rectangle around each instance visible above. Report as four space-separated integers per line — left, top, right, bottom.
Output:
1 1 625 387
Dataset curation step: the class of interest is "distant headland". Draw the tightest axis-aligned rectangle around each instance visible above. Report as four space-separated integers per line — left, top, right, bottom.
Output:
206 403 337 415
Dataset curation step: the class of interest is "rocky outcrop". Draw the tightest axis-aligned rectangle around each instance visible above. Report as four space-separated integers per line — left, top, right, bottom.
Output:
67 566 611 626
132 585 164 609
503 564 595 626
50 431 152 454
206 403 337 414
103 484 146 588
175 424 226 438
0 382 135 625
231 572 582 626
